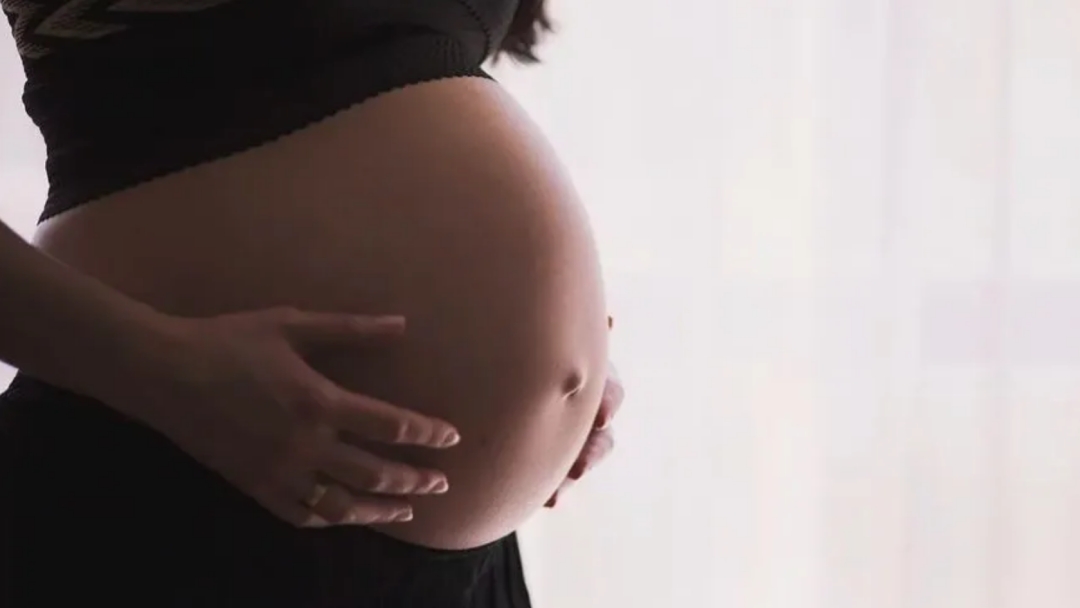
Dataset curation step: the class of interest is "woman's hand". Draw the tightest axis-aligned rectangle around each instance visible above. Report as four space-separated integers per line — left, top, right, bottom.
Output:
545 359 624 508
130 307 459 528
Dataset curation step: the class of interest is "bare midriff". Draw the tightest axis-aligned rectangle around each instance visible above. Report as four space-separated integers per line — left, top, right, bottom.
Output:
32 77 609 550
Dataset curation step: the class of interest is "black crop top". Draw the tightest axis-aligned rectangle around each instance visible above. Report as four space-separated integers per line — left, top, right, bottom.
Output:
2 0 517 222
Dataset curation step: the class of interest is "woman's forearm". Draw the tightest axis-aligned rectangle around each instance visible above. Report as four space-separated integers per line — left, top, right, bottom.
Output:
0 217 172 420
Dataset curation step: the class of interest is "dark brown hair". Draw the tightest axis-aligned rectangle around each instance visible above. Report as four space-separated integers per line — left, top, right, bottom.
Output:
496 0 554 64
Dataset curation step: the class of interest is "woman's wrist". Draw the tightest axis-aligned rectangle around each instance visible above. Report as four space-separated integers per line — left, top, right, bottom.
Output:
20 285 183 429
0 218 183 425
75 301 191 427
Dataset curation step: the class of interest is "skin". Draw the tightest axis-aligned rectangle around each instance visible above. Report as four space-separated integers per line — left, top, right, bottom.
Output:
32 77 613 549
546 350 623 508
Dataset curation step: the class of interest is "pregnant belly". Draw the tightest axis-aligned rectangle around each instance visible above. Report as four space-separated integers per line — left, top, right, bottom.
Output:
32 77 609 549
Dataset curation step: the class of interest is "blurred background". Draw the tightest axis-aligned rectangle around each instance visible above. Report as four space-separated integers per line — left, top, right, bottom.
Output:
4 0 1080 606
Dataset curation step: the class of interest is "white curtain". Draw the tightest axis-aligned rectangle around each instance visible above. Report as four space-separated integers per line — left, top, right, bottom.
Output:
4 0 1080 606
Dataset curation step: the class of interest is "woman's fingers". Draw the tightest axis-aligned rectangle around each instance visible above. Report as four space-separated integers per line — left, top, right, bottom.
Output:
544 428 616 509
262 495 320 528
283 311 407 351
306 482 360 524
326 391 460 449
307 483 414 525
276 309 460 446
594 369 625 430
266 472 417 528
569 429 615 480
544 492 560 508
321 443 449 496
345 495 418 525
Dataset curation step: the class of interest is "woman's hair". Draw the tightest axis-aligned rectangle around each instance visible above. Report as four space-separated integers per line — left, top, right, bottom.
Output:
496 0 553 64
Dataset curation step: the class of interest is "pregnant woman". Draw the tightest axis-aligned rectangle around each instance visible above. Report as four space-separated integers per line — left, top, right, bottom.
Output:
0 0 624 606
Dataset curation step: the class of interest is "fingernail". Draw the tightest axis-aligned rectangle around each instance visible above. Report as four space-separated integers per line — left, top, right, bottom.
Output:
607 315 614 330
568 461 586 480
545 495 557 508
440 429 461 447
431 478 449 494
392 509 414 522
595 413 611 430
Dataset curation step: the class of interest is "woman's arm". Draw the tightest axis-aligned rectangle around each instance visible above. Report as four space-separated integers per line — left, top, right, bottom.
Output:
0 215 460 526
0 217 172 422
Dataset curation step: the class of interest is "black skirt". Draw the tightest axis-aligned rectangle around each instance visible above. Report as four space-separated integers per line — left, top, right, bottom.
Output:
0 374 532 607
